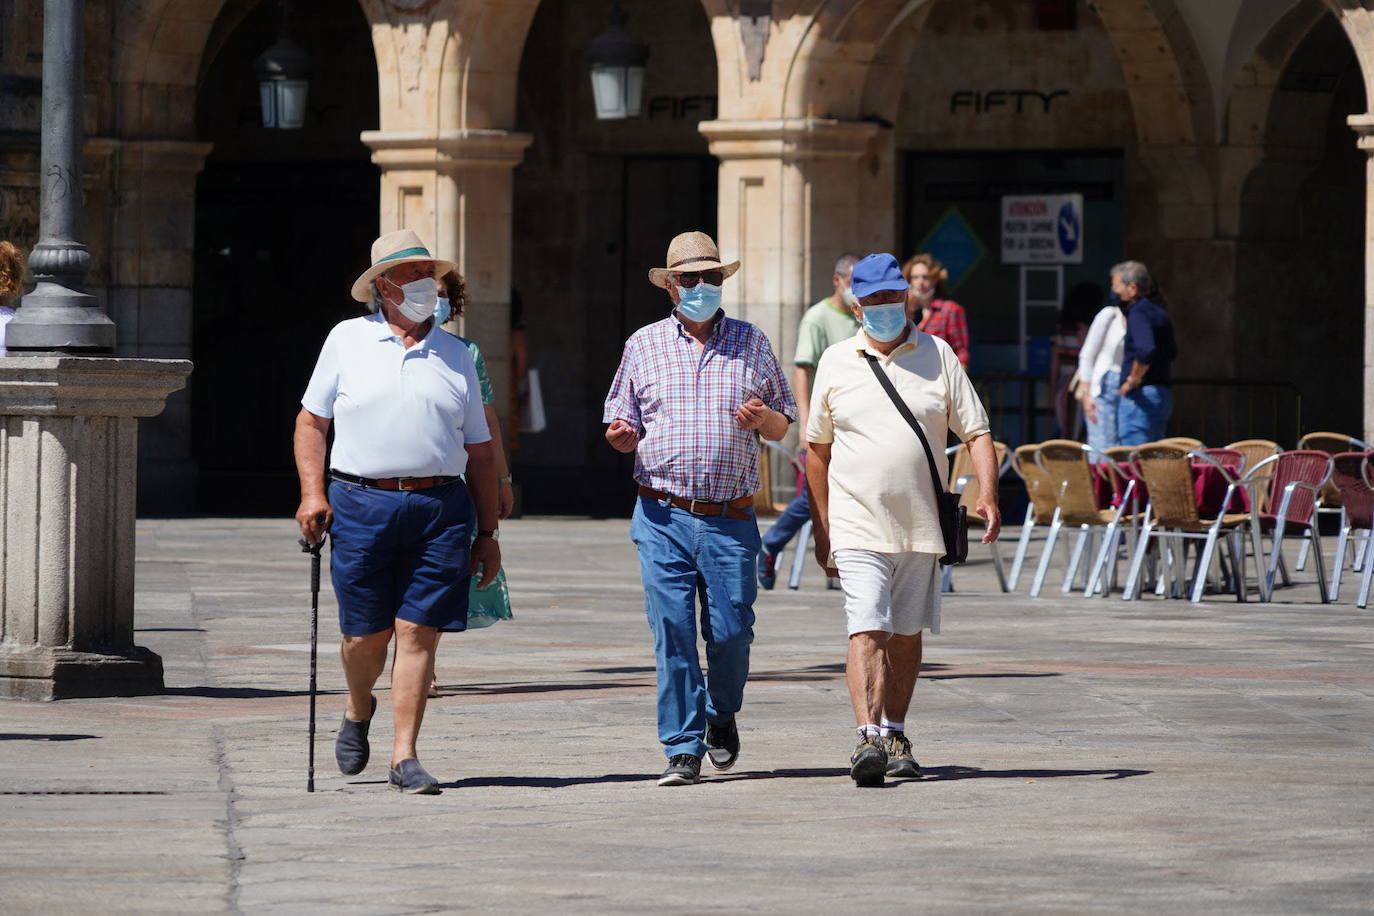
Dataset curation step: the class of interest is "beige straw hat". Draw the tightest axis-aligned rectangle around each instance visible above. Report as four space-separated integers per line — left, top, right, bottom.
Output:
647 231 741 289
350 229 456 303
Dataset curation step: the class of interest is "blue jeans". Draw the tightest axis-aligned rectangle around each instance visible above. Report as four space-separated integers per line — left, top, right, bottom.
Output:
1085 369 1121 453
762 485 810 556
1118 384 1173 446
630 495 759 759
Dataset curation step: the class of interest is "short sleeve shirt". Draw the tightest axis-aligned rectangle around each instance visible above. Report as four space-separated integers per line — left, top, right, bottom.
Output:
793 297 859 369
603 313 797 502
302 314 490 478
456 335 496 406
807 324 990 556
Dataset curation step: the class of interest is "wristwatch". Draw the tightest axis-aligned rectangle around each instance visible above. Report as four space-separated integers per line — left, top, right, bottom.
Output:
497 475 513 484
476 529 499 540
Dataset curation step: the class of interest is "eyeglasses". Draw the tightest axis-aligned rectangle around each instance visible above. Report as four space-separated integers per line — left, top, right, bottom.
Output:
672 270 725 288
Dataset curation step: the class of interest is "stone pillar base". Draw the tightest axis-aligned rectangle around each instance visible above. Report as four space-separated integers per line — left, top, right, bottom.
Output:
0 645 163 700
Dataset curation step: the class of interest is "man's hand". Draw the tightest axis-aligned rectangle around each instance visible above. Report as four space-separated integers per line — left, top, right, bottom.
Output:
975 498 1001 544
812 532 839 579
605 419 640 453
471 535 502 589
735 397 770 430
295 495 332 547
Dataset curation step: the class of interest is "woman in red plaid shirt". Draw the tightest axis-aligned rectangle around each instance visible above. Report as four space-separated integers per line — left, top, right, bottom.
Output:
902 254 971 368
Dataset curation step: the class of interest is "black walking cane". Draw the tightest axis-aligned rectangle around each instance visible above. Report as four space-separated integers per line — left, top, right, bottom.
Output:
299 532 326 793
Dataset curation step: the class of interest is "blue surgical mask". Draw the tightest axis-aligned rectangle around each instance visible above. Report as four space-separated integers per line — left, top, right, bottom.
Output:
1107 290 1123 308
434 295 451 326
861 303 908 342
675 282 722 323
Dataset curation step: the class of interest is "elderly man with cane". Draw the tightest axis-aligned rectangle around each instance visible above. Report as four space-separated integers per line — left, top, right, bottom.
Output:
293 229 501 795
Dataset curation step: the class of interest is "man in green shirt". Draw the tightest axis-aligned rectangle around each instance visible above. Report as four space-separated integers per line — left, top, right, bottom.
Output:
758 253 860 589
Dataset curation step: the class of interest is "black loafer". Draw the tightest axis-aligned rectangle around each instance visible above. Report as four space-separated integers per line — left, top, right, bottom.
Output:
388 758 441 795
335 695 376 776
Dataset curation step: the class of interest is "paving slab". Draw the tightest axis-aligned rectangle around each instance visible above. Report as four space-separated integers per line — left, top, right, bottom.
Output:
0 516 1371 913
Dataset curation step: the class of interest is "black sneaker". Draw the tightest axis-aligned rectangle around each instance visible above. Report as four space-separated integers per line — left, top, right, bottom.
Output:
658 754 701 786
884 731 921 778
388 758 441 795
850 735 888 787
335 695 376 776
705 719 740 771
757 551 778 590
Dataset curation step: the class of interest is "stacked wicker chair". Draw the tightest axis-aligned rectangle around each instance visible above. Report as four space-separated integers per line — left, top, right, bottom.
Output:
1029 440 1136 598
942 441 1011 593
1007 443 1059 590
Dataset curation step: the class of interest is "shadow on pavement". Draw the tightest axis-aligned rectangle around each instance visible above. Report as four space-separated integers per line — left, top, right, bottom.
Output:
163 686 322 699
0 733 101 742
442 773 650 789
919 765 1151 781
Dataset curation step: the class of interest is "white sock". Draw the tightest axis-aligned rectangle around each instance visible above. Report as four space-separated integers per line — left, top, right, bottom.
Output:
880 719 904 737
857 724 881 739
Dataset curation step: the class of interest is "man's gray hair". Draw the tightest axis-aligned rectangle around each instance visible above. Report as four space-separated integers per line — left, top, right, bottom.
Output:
368 284 385 314
1111 260 1152 295
833 253 860 277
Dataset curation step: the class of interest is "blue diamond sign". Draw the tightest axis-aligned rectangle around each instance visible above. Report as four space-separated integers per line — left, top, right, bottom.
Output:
915 206 987 292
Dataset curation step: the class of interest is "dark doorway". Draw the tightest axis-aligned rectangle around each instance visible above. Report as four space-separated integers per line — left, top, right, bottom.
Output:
192 0 378 515
516 154 718 517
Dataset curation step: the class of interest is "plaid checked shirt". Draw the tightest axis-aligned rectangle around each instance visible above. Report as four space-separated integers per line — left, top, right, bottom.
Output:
604 313 797 502
919 299 971 365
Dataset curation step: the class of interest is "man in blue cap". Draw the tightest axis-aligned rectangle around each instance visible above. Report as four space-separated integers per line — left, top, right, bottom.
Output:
805 253 1001 787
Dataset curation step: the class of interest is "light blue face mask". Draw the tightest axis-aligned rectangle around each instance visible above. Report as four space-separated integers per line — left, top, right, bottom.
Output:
861 303 908 342
675 283 722 323
433 295 452 326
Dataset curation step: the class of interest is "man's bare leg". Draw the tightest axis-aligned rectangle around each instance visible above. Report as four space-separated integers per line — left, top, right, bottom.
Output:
846 631 889 726
341 630 391 721
391 619 440 766
881 633 923 724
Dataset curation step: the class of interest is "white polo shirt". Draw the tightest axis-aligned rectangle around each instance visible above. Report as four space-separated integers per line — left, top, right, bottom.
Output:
807 324 990 557
302 313 490 478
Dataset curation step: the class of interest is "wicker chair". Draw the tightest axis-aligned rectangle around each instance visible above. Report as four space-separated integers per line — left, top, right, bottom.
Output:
1030 440 1136 598
1007 443 1057 590
942 441 1011 593
1121 446 1261 602
1295 432 1370 572
1327 452 1374 603
1158 436 1205 451
1225 439 1281 513
1248 450 1335 602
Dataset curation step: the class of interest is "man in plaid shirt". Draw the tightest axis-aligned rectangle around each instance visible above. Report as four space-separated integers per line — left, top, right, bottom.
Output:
604 231 796 787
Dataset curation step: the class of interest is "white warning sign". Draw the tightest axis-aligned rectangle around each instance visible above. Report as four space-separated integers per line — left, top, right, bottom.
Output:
1001 194 1084 264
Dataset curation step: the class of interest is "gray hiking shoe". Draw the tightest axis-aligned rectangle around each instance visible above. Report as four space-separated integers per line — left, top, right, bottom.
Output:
883 731 921 778
849 735 888 787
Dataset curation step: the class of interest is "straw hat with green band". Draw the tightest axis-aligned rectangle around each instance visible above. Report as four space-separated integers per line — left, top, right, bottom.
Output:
351 229 456 303
647 231 741 289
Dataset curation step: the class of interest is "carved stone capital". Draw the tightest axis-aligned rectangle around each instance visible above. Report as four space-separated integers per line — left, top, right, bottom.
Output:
698 118 882 162
360 129 534 171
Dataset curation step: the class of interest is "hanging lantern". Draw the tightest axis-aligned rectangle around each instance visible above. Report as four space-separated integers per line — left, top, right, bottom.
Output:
254 5 311 130
585 0 649 120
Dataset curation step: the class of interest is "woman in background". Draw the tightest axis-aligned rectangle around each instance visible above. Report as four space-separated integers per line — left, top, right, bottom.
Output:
0 241 25 355
902 253 970 368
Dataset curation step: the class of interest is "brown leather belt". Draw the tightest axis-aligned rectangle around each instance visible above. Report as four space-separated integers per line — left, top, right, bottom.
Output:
331 470 460 492
638 485 754 520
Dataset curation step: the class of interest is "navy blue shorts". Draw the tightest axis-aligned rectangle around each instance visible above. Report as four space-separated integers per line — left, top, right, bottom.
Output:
328 478 474 637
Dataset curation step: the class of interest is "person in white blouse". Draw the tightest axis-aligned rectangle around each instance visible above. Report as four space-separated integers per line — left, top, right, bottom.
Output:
1071 295 1127 452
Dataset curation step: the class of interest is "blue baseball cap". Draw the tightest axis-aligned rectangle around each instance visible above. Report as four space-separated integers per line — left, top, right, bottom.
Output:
850 253 908 299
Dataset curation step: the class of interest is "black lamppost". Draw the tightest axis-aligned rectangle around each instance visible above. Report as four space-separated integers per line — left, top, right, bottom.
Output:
255 1 311 130
585 0 649 120
7 0 115 353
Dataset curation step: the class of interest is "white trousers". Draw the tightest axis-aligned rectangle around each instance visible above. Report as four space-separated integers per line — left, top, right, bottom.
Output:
833 550 940 637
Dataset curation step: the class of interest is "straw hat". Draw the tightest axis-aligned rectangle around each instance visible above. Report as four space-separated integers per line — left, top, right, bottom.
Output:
350 229 456 303
647 231 741 289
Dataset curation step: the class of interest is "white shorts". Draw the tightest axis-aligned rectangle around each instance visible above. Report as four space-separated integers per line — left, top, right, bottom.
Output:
833 549 940 637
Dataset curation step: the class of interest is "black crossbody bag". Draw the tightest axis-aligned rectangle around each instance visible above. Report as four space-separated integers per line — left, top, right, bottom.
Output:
862 352 968 566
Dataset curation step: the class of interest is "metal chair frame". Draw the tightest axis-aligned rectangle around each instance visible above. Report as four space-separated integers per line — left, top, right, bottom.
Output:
1294 433 1368 572
1247 452 1334 603
941 443 1012 593
1029 442 1137 599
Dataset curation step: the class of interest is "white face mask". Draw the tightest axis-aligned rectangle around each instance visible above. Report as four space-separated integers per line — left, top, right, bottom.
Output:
841 287 858 307
385 275 439 323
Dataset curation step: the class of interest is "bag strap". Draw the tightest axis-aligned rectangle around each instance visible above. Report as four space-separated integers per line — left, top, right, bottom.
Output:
862 351 947 499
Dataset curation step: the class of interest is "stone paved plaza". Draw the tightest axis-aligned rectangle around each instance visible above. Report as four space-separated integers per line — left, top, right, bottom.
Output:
0 516 1371 913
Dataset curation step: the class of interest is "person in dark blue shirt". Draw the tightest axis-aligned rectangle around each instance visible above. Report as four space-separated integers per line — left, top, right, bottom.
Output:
1112 260 1177 445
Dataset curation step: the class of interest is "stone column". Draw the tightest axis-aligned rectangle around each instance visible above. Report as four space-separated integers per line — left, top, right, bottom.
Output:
698 117 887 380
360 128 532 416
1349 114 1374 442
0 357 191 700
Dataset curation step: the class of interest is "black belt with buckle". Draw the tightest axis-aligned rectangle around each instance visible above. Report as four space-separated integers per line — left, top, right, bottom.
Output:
330 470 459 492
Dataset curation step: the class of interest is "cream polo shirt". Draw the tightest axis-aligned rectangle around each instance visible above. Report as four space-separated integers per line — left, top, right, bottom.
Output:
806 324 990 557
